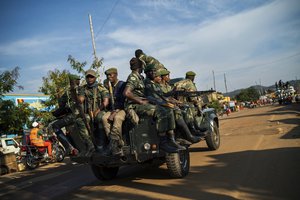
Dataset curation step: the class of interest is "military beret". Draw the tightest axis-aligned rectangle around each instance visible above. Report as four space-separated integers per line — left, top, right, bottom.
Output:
68 74 81 81
160 69 170 76
144 64 156 73
105 67 118 75
186 71 196 76
85 69 97 77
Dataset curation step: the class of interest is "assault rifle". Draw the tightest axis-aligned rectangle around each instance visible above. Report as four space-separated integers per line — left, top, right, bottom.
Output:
146 96 176 108
69 84 93 136
107 81 117 122
108 81 115 111
171 90 216 97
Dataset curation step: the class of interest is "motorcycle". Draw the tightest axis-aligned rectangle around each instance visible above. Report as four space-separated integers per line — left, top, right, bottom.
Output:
20 132 65 170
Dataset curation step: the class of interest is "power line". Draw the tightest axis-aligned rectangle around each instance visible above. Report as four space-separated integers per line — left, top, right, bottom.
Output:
94 0 120 41
87 0 119 62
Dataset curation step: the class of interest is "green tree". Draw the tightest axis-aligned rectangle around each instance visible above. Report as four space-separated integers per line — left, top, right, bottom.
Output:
0 67 23 96
39 69 70 106
236 86 260 102
0 67 33 135
0 100 32 135
208 100 222 113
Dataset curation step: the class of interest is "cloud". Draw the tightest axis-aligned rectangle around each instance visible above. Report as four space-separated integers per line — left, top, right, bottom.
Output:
0 35 81 56
3 0 300 94
101 0 300 92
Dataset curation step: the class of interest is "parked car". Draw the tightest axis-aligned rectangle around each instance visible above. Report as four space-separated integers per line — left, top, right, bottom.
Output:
0 137 20 155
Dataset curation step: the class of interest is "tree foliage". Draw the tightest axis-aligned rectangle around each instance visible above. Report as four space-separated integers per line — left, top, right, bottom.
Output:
235 86 260 102
208 100 222 112
39 69 70 106
0 67 23 96
0 67 31 135
0 99 32 135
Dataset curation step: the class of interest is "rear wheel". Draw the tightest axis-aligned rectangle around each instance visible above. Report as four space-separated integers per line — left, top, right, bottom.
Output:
165 148 190 178
91 164 119 180
25 156 40 169
205 120 220 150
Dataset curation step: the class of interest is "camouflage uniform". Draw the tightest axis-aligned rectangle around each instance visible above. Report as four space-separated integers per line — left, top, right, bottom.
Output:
174 74 204 132
125 71 156 116
138 53 167 76
78 82 109 147
51 75 93 156
144 78 176 132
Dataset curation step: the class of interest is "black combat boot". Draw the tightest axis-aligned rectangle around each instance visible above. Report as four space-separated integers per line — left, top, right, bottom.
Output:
189 124 208 137
176 118 201 143
56 130 73 155
167 130 186 150
108 139 122 156
159 134 179 153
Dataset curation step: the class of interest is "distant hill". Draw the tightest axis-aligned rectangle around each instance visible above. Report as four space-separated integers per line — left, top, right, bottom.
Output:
223 80 300 98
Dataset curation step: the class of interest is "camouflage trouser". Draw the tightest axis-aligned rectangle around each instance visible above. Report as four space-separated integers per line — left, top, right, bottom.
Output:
90 111 106 146
51 114 75 131
51 114 94 153
126 103 175 133
180 105 203 129
102 110 126 142
74 117 94 149
181 105 194 126
155 105 176 133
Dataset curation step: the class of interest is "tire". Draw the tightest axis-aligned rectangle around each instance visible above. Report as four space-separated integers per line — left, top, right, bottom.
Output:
55 146 65 162
25 156 40 169
205 120 220 150
91 164 119 181
0 165 9 175
165 148 190 178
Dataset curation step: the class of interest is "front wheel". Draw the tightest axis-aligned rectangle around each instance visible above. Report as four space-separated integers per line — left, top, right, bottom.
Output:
205 120 220 150
165 147 190 178
25 156 40 169
91 165 119 181
54 146 65 162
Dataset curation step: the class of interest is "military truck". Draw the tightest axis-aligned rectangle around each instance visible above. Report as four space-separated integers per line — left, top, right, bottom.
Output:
71 93 220 180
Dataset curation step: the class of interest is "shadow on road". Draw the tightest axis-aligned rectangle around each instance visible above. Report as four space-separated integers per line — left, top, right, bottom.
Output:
61 147 300 200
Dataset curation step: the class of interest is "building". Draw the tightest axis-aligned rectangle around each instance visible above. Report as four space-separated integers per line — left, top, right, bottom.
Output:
2 94 50 111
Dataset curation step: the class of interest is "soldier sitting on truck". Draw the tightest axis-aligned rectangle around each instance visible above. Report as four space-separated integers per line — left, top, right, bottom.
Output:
150 67 200 144
102 67 126 156
173 71 207 137
123 58 181 153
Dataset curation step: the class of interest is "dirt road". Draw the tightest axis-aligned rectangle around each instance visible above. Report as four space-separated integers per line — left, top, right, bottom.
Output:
1 104 299 200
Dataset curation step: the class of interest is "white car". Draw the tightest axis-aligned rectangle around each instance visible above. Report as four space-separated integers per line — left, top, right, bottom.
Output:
0 138 20 155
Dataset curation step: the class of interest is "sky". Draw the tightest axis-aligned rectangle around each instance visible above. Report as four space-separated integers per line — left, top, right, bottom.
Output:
0 0 300 94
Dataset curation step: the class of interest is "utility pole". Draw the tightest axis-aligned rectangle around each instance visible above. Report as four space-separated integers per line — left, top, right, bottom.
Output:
88 14 102 82
89 14 98 62
212 70 216 91
224 73 228 94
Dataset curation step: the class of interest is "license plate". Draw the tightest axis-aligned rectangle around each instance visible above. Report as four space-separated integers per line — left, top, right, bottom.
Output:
20 152 27 156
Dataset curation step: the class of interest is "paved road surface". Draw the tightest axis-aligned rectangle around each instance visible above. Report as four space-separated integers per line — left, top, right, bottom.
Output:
0 104 299 200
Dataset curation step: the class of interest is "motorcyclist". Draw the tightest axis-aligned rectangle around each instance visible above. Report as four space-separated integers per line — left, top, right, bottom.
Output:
29 122 53 159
